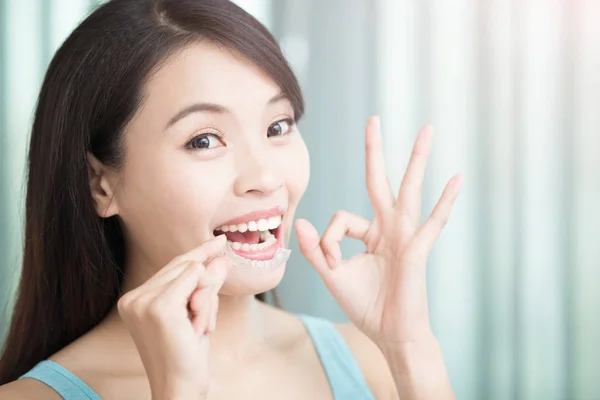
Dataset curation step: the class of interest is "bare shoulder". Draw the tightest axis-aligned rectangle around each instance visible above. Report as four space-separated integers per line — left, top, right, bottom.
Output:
336 323 398 400
0 378 62 400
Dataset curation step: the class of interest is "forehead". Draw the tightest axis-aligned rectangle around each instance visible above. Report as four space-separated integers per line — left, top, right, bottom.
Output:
143 41 282 110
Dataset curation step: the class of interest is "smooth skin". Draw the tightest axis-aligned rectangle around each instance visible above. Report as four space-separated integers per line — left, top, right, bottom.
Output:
0 42 461 400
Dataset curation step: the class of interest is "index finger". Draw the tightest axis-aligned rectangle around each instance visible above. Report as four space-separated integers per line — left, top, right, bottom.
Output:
152 234 227 281
177 234 228 264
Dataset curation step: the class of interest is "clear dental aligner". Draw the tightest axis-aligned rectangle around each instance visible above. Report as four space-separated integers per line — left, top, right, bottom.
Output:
220 245 291 270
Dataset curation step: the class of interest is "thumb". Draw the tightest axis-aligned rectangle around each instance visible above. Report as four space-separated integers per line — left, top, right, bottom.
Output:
295 219 331 278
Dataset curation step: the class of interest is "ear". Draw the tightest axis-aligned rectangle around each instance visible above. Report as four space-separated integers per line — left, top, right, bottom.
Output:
87 152 120 218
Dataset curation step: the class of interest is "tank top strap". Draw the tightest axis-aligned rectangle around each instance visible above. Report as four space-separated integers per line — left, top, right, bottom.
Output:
19 360 102 400
298 314 376 400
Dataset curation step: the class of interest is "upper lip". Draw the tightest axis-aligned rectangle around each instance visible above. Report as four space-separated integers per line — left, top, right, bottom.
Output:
215 206 286 228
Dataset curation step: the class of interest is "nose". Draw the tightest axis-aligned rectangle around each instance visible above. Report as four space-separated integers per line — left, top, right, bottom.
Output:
233 146 283 196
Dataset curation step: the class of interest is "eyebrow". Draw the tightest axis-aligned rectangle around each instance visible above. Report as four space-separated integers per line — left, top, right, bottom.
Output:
165 92 290 129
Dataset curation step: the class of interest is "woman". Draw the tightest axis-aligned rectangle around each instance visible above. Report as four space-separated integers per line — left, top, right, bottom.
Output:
0 0 462 398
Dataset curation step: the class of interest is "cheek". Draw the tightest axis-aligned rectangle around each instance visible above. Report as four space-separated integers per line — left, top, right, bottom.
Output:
280 137 310 201
273 138 309 247
116 149 230 250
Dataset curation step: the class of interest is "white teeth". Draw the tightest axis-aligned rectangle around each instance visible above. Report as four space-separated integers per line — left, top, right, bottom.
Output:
257 219 269 231
215 215 283 233
225 230 277 252
268 216 281 230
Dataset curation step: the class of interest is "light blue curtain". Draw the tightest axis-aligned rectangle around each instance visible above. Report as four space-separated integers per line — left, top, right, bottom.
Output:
0 0 7 343
371 1 600 399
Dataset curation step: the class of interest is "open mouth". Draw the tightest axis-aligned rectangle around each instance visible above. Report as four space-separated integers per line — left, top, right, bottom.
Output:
213 215 283 261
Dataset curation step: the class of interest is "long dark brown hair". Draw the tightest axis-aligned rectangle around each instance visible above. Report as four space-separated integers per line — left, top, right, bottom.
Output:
0 0 303 384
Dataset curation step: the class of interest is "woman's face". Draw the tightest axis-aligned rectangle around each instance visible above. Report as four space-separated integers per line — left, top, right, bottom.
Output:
109 42 310 295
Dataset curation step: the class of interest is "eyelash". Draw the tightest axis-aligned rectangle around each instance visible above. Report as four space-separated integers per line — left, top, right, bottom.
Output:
185 130 224 151
185 118 296 151
267 118 295 138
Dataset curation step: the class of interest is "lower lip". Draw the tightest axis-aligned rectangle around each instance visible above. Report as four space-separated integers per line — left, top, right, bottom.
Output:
228 227 284 261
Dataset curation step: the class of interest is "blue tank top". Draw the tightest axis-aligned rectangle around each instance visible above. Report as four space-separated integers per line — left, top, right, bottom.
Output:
18 315 376 399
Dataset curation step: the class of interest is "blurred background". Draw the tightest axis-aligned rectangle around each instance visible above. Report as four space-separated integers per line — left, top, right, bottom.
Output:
1 0 599 399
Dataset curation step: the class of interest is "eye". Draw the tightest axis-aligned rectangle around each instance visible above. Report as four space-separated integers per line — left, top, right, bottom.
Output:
267 118 295 138
186 133 224 150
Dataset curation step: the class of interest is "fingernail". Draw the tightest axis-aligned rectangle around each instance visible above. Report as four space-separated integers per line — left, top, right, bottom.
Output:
326 254 337 270
210 315 217 332
453 174 465 189
213 235 227 246
373 116 380 132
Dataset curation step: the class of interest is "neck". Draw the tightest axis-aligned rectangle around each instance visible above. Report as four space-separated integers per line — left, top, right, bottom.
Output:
206 294 271 363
